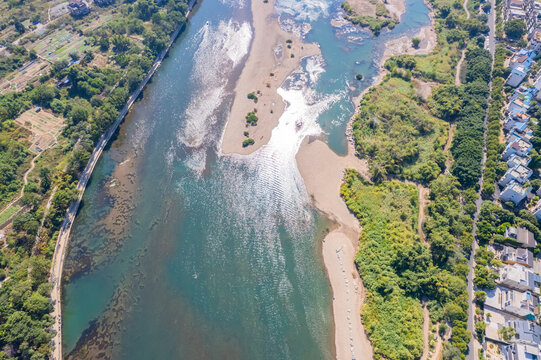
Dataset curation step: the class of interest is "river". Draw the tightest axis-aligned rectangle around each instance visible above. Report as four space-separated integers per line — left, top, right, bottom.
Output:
61 0 431 358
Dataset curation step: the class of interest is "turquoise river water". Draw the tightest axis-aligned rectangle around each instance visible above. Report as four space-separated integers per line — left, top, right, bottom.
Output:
62 0 431 358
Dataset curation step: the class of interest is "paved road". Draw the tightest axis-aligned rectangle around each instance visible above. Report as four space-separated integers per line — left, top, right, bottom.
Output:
49 1 197 358
465 2 496 359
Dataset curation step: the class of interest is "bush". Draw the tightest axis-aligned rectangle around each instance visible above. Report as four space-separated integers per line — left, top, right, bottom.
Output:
245 111 258 126
412 37 421 48
242 138 255 147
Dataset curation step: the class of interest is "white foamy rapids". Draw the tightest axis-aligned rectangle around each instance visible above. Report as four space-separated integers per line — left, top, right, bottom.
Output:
276 0 330 21
176 20 251 173
219 0 246 8
239 63 339 230
305 56 325 84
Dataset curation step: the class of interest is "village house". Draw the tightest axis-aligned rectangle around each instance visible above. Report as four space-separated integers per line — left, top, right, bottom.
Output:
507 154 531 169
507 66 529 87
500 181 532 205
503 342 541 360
502 139 533 160
499 165 533 187
507 318 541 344
509 49 537 70
499 245 535 267
499 263 540 292
485 286 538 319
68 0 90 17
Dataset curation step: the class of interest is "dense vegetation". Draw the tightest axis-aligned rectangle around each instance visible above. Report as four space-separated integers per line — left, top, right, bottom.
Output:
352 76 447 183
482 44 510 196
0 0 190 357
345 0 491 355
341 171 474 359
341 1 396 35
427 48 492 188
341 172 424 359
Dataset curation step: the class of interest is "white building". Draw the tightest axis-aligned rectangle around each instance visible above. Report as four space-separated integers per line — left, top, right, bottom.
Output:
499 264 539 292
500 181 532 205
499 164 533 187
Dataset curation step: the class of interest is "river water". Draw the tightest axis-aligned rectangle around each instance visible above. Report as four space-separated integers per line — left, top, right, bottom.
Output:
62 0 430 358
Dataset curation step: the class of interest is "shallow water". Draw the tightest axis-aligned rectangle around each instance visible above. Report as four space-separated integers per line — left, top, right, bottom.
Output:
62 0 430 358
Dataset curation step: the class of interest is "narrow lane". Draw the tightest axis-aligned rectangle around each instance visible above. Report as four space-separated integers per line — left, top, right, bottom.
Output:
465 1 496 358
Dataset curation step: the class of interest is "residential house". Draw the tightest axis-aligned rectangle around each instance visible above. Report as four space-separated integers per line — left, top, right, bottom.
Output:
68 0 90 17
485 286 538 319
497 244 535 267
531 201 541 220
507 66 529 87
507 319 541 344
499 263 539 291
503 226 537 248
515 227 537 248
507 154 531 169
506 0 526 20
500 181 532 205
499 165 533 187
502 139 533 160
503 342 541 360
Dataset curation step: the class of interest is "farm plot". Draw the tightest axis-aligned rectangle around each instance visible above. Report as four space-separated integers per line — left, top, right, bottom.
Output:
28 29 94 62
0 59 49 94
15 109 64 153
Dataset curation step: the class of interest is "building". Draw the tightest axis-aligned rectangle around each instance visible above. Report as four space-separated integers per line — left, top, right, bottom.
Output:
506 0 527 20
498 245 535 267
509 49 537 70
499 165 533 186
499 263 539 291
531 201 541 220
94 0 115 6
507 154 531 168
68 0 90 17
507 319 541 344
500 181 532 205
485 286 538 319
502 139 533 160
525 0 539 37
503 342 540 360
530 28 541 52
507 66 529 87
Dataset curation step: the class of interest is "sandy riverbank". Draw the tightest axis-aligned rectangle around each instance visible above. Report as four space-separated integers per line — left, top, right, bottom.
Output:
221 0 320 155
297 137 374 360
295 2 437 358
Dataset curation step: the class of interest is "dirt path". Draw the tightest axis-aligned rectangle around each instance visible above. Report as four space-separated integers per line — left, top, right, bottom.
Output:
421 303 431 360
417 184 429 243
444 123 455 174
454 0 470 86
0 153 40 216
32 186 58 255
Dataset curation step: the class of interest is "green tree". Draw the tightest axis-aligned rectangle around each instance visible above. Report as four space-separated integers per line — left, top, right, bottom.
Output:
505 19 526 40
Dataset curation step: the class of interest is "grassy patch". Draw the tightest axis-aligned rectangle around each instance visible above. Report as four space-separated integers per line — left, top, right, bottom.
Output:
352 76 447 183
0 204 22 225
